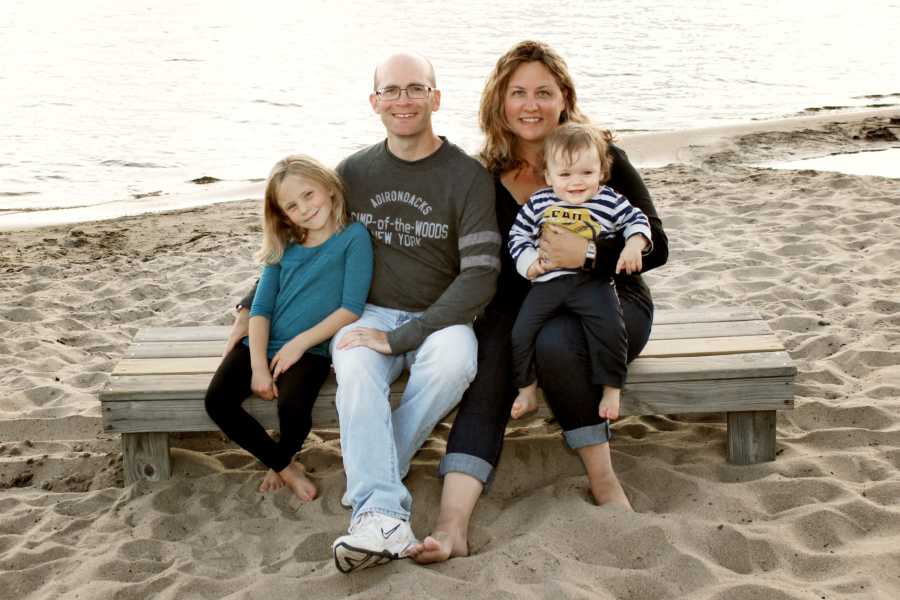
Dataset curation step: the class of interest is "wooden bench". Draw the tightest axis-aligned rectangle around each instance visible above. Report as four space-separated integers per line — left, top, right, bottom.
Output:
99 307 796 483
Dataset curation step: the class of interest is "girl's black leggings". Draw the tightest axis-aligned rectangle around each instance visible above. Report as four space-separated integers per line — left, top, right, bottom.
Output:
204 344 330 472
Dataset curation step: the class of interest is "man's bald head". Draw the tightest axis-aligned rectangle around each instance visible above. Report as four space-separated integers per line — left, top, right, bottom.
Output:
373 53 437 91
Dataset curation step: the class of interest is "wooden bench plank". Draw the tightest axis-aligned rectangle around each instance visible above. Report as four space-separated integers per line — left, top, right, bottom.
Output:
113 333 785 376
134 326 230 342
130 307 764 344
101 351 795 403
101 375 792 434
644 307 760 325
649 320 771 340
623 377 794 414
640 335 784 358
126 319 776 359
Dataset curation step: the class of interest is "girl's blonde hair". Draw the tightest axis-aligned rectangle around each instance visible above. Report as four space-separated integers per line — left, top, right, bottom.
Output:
478 40 589 175
256 154 349 265
543 122 615 185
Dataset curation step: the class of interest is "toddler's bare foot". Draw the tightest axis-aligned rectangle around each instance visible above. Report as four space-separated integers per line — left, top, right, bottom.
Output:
278 461 317 502
259 469 285 493
407 529 468 564
598 387 620 421
511 386 539 419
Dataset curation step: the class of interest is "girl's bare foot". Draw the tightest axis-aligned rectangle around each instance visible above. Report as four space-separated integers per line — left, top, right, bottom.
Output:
511 385 539 419
259 469 285 493
407 528 468 564
278 461 317 502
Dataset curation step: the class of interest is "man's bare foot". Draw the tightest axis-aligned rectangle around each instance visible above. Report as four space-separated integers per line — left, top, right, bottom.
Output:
511 385 539 419
278 461 317 502
407 529 468 564
598 387 620 421
589 470 633 511
259 469 285 493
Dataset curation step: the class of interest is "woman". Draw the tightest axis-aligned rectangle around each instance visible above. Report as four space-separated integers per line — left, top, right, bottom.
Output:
408 40 669 564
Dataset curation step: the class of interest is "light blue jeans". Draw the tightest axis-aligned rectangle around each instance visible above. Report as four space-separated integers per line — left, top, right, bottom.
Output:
330 304 477 521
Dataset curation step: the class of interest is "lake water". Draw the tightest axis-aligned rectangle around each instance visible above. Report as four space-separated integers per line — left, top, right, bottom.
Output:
763 148 900 179
2 0 899 225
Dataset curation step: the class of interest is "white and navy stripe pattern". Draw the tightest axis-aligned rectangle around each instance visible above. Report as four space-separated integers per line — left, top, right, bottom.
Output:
509 185 652 282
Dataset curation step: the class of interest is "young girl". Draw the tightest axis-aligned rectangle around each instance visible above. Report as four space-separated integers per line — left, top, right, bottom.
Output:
205 154 373 502
508 123 652 422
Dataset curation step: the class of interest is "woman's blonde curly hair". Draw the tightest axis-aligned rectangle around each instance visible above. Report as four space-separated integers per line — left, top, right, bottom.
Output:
478 40 590 175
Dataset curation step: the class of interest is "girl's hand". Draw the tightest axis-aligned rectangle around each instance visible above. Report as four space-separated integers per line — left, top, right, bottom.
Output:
251 368 277 400
539 224 589 271
270 337 307 380
336 327 392 355
615 236 647 274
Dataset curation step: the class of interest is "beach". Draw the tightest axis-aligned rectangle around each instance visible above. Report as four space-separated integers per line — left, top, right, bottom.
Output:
1 110 899 599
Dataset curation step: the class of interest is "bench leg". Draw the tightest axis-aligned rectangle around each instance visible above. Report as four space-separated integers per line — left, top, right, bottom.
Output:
727 411 776 465
122 432 171 483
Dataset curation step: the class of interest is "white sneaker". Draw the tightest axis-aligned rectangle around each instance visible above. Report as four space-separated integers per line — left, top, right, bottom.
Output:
332 512 418 574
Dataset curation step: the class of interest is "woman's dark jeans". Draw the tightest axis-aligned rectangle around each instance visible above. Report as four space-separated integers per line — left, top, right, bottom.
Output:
440 298 652 484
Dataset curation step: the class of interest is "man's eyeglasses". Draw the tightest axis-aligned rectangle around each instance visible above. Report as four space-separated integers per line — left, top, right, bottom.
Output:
375 84 433 101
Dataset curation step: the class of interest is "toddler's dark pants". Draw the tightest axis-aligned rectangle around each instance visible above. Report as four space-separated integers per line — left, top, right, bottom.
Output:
511 272 627 390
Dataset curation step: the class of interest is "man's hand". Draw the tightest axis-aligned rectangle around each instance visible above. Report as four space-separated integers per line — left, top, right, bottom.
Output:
615 235 648 275
251 368 277 400
270 336 308 380
336 327 392 354
224 309 250 357
539 224 589 271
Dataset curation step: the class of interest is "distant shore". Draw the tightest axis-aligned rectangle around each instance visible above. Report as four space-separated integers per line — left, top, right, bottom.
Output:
2 107 897 233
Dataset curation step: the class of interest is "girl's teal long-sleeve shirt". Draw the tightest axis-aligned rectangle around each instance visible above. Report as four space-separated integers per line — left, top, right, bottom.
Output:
247 222 373 359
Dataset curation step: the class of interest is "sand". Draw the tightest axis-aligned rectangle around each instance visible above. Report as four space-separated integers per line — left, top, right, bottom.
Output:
1 109 899 599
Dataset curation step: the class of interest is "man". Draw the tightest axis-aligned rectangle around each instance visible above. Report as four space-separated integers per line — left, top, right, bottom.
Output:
229 53 499 573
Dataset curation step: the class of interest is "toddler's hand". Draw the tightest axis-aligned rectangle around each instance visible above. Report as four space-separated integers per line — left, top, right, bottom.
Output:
615 244 643 275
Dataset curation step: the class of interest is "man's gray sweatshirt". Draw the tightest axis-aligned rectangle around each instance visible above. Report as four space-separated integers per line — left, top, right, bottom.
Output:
336 138 500 353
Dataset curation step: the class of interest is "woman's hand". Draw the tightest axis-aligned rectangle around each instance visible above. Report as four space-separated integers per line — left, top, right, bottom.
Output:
539 224 589 270
251 368 277 400
224 309 250 357
526 258 549 280
336 327 392 354
615 235 649 275
270 336 308 380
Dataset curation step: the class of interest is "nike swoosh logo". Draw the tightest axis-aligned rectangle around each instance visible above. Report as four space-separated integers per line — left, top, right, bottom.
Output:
381 523 401 539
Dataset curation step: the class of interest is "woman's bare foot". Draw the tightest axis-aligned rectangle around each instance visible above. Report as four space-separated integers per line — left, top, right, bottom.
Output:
589 469 633 511
407 528 468 564
408 473 482 564
278 461 317 502
258 469 285 493
511 384 539 419
576 442 633 511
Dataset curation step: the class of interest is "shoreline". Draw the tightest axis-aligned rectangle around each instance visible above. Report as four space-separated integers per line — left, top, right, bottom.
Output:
2 108 900 599
2 107 898 233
